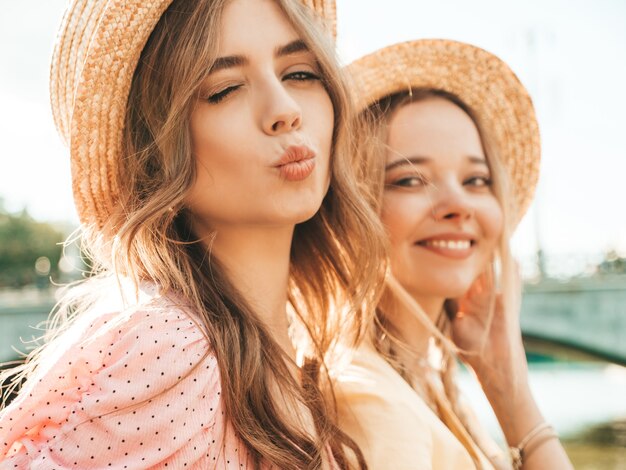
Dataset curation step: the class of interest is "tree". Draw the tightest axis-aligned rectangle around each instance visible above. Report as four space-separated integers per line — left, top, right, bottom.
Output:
0 207 65 287
598 250 626 275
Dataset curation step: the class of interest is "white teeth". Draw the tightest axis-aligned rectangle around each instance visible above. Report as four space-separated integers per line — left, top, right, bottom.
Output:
424 240 471 250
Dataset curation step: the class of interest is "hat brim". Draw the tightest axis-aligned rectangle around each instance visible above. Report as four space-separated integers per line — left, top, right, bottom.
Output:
347 39 541 224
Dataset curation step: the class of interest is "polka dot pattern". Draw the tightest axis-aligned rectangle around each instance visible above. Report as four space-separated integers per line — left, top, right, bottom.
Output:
0 293 257 469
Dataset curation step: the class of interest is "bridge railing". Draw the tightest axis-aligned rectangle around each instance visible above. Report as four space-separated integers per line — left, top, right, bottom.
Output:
0 287 56 363
1 273 625 365
521 276 626 365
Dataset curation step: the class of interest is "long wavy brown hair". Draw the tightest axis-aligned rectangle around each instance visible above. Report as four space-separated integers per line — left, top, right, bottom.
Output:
1 1 387 468
356 88 518 466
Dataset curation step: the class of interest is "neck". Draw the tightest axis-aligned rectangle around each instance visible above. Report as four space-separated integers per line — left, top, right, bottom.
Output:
388 290 445 359
200 222 296 358
197 222 321 436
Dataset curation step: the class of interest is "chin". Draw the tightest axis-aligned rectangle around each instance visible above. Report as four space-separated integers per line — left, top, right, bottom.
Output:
263 201 321 226
436 285 473 299
291 205 323 225
280 190 327 224
401 270 476 300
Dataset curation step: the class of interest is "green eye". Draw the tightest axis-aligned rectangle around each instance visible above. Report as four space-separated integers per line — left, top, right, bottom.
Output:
284 71 321 81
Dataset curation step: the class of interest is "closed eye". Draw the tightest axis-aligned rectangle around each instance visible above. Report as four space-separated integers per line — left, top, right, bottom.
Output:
206 70 319 104
207 85 241 104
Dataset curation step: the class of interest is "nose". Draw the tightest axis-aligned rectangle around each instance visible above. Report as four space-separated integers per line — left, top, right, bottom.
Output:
261 78 302 136
429 184 474 222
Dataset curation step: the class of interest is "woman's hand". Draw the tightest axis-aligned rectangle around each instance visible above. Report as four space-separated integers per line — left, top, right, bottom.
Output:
449 267 541 444
449 269 575 469
449 269 529 396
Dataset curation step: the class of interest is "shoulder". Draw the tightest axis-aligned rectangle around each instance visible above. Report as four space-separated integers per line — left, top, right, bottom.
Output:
0 287 232 468
49 286 214 393
332 343 436 469
333 341 431 417
333 343 484 470
334 342 421 413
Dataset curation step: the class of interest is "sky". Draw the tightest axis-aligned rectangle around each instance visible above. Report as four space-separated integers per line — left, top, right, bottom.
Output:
1 0 625 273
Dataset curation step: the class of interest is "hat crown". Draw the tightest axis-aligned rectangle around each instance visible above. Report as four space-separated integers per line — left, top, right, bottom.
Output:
50 0 107 145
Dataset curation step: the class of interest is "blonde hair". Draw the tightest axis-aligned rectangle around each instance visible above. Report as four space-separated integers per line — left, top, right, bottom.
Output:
357 88 519 465
1 1 386 468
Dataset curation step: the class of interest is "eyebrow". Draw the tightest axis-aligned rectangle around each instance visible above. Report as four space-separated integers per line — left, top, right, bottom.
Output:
276 39 310 57
210 55 246 73
209 39 310 74
385 155 488 171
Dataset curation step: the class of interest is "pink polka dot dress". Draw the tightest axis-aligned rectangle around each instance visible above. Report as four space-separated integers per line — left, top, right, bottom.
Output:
0 286 260 469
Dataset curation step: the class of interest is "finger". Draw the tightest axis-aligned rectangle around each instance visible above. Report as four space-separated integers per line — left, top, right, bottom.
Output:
475 273 486 294
470 273 487 296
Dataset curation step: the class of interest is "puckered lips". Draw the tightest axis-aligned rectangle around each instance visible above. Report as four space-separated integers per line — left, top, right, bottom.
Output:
274 145 316 181
414 232 476 260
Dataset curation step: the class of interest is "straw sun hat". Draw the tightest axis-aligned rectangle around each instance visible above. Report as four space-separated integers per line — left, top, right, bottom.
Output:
347 39 541 225
50 0 337 229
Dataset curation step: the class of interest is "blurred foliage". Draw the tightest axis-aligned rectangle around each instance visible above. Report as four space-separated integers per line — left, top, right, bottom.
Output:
563 419 626 469
0 202 65 288
598 250 626 275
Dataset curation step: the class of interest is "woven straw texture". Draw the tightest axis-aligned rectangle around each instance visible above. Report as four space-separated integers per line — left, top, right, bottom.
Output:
347 39 541 224
50 0 337 229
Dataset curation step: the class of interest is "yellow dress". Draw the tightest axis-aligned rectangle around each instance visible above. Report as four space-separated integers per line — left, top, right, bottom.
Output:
334 342 497 470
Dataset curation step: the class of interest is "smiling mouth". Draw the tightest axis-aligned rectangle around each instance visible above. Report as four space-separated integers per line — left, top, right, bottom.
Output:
415 238 476 259
418 239 474 250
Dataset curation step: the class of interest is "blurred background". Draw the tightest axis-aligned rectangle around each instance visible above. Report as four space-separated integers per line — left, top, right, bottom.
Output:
1 0 625 468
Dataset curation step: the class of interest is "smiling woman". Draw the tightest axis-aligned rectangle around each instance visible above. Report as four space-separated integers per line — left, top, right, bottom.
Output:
381 93 504 308
0 0 386 468
332 39 573 470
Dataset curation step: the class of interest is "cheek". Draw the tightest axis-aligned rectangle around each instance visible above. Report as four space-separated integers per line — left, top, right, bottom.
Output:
381 193 429 245
479 197 504 245
308 93 334 151
301 92 334 184
190 108 240 158
186 110 251 215
190 107 260 184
